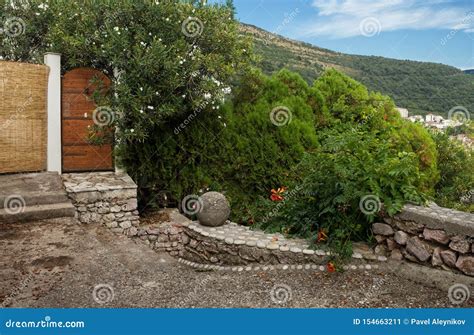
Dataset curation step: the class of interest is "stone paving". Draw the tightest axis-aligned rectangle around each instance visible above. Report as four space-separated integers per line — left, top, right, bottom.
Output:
2 218 472 308
62 172 137 193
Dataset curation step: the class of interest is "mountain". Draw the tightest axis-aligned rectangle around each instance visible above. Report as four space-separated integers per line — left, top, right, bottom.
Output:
464 69 474 75
240 24 474 117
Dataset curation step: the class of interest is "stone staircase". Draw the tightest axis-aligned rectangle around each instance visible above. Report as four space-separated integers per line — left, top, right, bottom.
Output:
0 172 75 224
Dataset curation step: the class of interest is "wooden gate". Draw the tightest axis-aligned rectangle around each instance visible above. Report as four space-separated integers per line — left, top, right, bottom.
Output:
62 68 113 172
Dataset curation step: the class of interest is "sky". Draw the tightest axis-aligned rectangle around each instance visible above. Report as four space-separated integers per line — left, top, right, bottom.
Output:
214 0 474 70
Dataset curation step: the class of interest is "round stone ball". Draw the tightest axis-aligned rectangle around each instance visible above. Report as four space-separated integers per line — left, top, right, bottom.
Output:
197 192 231 227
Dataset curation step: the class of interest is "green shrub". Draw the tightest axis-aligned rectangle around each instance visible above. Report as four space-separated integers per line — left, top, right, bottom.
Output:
254 70 438 260
431 130 474 212
122 69 318 219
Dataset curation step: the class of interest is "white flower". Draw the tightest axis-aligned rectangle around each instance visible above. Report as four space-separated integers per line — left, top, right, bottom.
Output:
204 93 212 100
114 27 119 31
130 129 135 133
222 87 231 94
147 106 154 110
140 110 144 114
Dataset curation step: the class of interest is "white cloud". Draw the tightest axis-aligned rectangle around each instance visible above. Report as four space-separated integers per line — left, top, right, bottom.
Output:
300 0 474 38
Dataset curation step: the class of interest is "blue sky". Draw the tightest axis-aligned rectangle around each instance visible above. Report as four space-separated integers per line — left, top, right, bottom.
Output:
214 0 474 69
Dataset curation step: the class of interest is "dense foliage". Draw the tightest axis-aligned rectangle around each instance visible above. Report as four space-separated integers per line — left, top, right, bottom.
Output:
1 0 252 140
124 69 319 216
245 24 474 117
252 70 438 259
431 129 474 212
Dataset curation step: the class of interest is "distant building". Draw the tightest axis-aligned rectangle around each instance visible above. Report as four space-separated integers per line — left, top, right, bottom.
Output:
425 113 435 122
408 115 424 122
396 107 409 118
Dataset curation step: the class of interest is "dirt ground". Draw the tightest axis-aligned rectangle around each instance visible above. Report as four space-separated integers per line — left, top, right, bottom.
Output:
1 219 472 308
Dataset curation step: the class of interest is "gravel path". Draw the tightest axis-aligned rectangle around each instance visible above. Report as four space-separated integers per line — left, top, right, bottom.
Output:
1 219 472 308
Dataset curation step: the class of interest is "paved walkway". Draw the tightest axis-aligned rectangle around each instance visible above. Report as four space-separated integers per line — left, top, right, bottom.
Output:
1 219 471 308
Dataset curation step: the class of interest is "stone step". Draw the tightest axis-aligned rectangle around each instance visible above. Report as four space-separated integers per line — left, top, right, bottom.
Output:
0 191 70 209
0 202 76 224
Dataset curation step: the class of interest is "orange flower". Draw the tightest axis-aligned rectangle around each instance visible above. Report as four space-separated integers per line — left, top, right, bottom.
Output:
327 262 336 273
317 229 328 242
270 187 287 202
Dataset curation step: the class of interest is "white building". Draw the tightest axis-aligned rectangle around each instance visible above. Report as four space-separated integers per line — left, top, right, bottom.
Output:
396 107 409 118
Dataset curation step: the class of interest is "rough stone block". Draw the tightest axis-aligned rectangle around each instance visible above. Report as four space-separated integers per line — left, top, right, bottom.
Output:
394 230 408 245
449 236 470 254
422 228 449 245
431 247 443 267
406 237 430 262
390 248 403 260
440 249 457 268
455 255 474 276
372 222 394 236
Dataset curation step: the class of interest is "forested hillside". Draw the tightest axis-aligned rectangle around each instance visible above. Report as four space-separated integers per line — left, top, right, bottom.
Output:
242 24 474 117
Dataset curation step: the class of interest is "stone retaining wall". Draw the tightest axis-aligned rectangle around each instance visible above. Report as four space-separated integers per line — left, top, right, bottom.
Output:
132 210 188 257
375 203 474 277
62 172 140 235
130 209 387 268
167 212 387 267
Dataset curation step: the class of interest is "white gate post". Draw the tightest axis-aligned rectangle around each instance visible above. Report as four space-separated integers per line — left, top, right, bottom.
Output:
44 53 62 173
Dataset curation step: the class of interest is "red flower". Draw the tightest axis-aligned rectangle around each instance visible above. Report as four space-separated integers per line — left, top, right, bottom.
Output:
270 187 287 202
327 262 336 273
317 229 328 242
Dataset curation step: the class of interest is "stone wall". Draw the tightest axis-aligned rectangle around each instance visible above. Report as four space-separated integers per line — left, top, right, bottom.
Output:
129 209 387 269
374 203 474 277
62 172 140 235
171 213 386 267
132 210 188 257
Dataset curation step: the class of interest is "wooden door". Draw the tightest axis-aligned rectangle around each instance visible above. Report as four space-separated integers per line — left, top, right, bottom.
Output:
62 68 113 172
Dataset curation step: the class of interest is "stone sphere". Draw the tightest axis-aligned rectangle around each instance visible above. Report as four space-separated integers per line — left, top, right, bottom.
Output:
197 192 230 227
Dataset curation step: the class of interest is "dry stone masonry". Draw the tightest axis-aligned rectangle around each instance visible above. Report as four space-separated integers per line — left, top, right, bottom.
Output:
128 209 387 268
62 172 140 235
374 203 474 277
